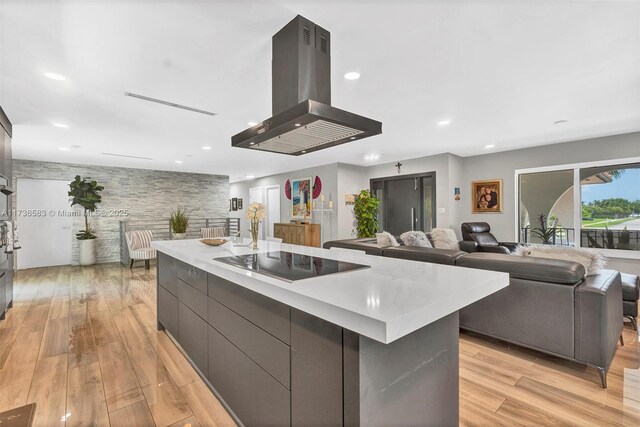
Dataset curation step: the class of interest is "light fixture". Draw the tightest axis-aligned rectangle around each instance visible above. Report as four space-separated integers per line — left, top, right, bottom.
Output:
175 160 183 164
249 142 255 145
248 122 258 126
246 175 255 179
484 144 496 149
554 120 568 125
350 136 357 140
364 154 380 161
301 150 307 153
294 123 302 127
58 147 69 151
437 119 451 126
44 72 66 81
52 122 69 128
344 72 361 80
202 146 211 150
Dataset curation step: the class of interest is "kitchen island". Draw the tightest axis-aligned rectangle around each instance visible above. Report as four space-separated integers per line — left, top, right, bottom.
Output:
151 238 508 426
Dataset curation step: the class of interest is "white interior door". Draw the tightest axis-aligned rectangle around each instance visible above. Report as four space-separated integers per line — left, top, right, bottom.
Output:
17 179 72 269
249 186 264 239
265 185 281 238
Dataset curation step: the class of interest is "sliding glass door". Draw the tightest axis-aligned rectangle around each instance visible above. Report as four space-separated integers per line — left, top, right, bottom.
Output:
371 173 436 236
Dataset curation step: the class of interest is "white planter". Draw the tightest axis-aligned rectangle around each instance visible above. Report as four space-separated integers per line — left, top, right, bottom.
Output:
78 239 97 266
172 232 187 240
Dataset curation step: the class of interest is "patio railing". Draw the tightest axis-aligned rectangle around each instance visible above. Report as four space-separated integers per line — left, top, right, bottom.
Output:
520 226 640 251
119 217 240 265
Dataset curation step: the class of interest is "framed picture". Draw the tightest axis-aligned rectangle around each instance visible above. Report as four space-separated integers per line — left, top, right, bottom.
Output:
291 177 312 219
231 198 238 211
229 199 232 211
237 198 243 210
472 179 503 213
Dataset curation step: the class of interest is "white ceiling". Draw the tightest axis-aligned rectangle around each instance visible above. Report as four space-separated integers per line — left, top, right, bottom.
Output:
1 0 638 182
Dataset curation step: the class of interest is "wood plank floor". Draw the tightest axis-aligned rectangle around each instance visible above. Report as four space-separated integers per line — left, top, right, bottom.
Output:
0 264 638 426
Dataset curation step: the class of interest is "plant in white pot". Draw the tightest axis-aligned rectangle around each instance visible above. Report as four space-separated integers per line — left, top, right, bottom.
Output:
68 175 104 266
170 208 189 239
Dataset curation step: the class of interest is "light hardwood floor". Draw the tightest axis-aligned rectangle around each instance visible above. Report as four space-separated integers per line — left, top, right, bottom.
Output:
0 264 638 426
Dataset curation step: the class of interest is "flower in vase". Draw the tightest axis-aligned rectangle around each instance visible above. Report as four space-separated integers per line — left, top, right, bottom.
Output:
245 202 266 221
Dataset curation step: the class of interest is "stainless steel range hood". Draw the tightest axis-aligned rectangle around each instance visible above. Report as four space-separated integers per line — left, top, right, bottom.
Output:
231 15 382 156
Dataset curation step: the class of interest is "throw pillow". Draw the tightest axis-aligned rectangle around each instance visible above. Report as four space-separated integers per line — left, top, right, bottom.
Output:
429 228 460 250
376 231 400 247
513 244 607 277
400 231 433 247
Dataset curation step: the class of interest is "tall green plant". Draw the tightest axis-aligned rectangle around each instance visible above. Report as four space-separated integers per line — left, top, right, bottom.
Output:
170 208 189 233
68 175 104 240
531 213 557 244
353 189 380 238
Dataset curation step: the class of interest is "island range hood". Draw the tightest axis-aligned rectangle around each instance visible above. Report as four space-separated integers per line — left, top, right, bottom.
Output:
231 15 382 155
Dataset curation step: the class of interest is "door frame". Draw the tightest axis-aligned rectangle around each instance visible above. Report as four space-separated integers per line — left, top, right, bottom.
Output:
370 172 437 234
264 185 281 238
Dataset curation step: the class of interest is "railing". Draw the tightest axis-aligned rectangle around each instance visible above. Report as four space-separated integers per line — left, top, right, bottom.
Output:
519 227 576 246
520 226 640 251
119 218 241 265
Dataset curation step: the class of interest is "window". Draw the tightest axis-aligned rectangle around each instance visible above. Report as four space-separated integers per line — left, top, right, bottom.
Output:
516 158 640 257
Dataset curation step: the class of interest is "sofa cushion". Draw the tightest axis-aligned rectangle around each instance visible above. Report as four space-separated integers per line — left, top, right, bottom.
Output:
473 233 500 246
376 231 400 247
513 244 607 277
430 228 460 250
456 252 585 284
400 231 432 248
621 273 640 301
382 246 466 265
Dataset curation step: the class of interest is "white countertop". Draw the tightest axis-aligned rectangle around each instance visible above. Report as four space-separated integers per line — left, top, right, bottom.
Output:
151 238 509 344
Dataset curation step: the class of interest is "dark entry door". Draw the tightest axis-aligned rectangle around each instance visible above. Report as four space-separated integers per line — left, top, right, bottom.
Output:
371 173 436 236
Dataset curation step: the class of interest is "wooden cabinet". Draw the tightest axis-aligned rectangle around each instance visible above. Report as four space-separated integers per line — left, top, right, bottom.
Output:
274 223 321 247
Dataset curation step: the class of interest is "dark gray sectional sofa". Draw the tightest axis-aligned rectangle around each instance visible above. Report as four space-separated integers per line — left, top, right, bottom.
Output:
323 237 626 388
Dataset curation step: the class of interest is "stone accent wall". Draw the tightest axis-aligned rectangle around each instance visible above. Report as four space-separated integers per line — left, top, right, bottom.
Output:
13 160 228 264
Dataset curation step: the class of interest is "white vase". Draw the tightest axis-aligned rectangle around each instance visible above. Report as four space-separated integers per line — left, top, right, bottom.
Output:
172 232 187 240
78 239 97 266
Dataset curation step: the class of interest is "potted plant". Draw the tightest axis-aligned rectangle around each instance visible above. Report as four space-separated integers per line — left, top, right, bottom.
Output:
68 175 104 266
531 213 557 245
353 189 380 238
170 208 189 239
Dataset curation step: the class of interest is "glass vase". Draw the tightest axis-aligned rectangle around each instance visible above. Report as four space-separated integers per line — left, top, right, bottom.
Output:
251 220 259 250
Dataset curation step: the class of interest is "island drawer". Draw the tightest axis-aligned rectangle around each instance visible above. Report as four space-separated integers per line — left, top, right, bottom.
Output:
208 326 290 426
176 261 207 294
157 253 178 296
178 279 207 320
158 286 179 339
208 297 290 388
207 273 291 345
178 303 208 377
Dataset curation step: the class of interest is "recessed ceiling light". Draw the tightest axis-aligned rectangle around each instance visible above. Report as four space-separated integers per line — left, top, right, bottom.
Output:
301 150 307 153
58 147 69 151
248 122 258 126
249 142 255 145
484 144 496 149
364 154 380 161
175 160 183 164
52 122 69 128
554 120 568 125
202 146 211 150
44 72 66 81
294 123 302 127
437 119 451 126
344 72 361 80
246 175 255 179
350 136 357 140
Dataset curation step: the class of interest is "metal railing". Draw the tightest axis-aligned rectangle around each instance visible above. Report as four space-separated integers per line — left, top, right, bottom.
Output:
119 218 240 265
520 226 640 251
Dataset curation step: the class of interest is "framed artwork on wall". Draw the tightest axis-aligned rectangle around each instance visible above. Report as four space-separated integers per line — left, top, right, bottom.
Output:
232 198 238 211
237 198 243 210
472 179 503 213
291 177 312 219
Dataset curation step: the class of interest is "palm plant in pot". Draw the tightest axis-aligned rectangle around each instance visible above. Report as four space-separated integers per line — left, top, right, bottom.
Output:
68 175 104 266
170 208 189 239
531 213 557 245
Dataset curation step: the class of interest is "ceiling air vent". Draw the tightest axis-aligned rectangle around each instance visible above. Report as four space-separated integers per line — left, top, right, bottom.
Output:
124 92 217 116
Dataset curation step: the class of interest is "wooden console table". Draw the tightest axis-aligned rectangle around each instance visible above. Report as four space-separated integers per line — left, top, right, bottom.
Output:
274 223 321 247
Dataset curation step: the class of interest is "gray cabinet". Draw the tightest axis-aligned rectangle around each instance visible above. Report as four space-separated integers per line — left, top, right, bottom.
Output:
178 279 207 320
158 252 178 296
177 261 208 294
178 302 208 377
208 326 290 426
158 286 179 339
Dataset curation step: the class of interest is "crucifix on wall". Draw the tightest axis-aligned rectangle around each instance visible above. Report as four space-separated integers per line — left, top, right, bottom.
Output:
395 162 402 174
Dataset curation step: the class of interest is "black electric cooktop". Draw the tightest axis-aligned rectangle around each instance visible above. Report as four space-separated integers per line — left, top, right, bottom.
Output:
213 251 369 282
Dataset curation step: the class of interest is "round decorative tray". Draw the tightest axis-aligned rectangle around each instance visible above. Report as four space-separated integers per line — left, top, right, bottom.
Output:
200 239 228 246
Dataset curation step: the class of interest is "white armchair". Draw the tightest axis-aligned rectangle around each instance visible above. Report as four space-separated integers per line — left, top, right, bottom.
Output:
125 230 156 269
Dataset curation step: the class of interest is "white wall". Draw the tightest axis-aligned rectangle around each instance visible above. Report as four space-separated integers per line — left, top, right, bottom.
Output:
337 163 369 239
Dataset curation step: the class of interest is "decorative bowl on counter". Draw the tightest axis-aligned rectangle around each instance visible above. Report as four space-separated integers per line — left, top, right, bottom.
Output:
200 239 228 247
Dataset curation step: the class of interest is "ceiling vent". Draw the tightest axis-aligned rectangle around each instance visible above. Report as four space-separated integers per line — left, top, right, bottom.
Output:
124 92 217 116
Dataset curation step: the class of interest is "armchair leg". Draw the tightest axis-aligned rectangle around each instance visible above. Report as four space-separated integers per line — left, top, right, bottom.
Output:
619 334 624 347
145 259 150 270
624 315 638 331
130 259 134 268
592 366 607 389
